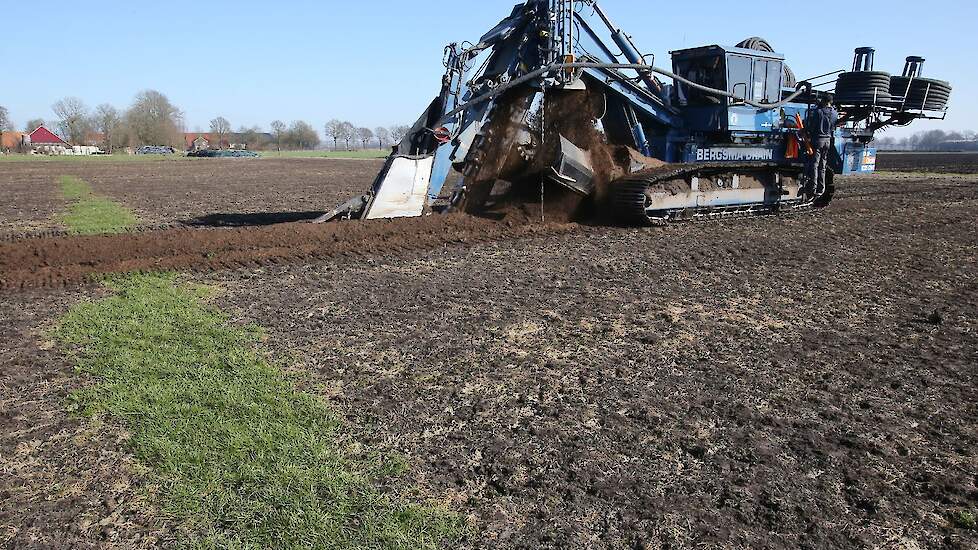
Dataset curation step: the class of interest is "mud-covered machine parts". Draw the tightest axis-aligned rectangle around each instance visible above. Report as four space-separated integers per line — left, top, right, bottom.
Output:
316 0 952 226
611 163 819 227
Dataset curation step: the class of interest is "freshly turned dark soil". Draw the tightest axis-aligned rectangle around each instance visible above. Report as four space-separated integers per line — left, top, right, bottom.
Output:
209 173 978 549
2 159 976 548
0 211 579 290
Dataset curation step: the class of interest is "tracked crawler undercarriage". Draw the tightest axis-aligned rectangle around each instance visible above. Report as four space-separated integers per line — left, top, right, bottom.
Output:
610 162 835 226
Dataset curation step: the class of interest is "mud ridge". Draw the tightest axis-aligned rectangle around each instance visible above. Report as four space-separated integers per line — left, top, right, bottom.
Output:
0 214 580 290
0 223 190 242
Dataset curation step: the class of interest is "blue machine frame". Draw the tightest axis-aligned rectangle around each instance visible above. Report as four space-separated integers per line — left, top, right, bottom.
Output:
318 0 950 223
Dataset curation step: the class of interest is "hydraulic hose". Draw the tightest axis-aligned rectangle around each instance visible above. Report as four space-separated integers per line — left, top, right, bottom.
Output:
436 61 811 127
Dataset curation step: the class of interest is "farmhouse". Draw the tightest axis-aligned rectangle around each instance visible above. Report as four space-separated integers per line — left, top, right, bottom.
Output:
21 125 103 155
184 132 275 151
28 125 69 147
185 133 217 151
26 125 71 154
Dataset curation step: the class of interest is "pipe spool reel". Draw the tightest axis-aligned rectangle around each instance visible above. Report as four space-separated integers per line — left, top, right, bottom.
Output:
834 50 951 112
890 57 952 111
834 48 892 105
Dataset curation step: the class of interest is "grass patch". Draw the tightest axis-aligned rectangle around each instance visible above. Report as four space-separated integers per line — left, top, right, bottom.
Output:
56 274 464 549
58 176 137 234
951 510 976 530
59 175 92 200
63 197 138 235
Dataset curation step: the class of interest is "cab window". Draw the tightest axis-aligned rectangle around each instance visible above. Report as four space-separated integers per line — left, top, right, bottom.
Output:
727 55 753 99
765 61 783 102
674 55 726 106
753 60 769 102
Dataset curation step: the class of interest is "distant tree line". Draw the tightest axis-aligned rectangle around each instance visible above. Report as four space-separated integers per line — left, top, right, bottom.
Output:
875 129 978 151
6 91 186 152
13 96 972 155
324 120 411 151
3 98 412 153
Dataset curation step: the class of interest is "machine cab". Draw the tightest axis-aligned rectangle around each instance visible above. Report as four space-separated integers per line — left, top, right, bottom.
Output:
670 45 785 133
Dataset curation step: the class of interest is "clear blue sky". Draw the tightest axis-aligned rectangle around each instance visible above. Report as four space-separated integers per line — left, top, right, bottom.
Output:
3 0 973 138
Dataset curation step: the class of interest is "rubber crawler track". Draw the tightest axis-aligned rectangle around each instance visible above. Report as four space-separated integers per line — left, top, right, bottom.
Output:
610 162 828 225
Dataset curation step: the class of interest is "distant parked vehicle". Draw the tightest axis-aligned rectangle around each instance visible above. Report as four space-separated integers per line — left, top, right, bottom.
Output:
136 146 175 155
188 149 260 158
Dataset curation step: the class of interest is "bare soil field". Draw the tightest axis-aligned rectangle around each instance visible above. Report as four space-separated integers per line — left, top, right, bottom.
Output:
1 158 977 548
210 172 978 549
0 158 382 236
877 152 978 174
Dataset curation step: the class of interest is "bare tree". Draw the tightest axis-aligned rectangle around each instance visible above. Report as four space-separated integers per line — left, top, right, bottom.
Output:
0 106 11 131
93 104 121 153
915 129 947 151
24 119 45 133
325 119 343 151
126 90 184 147
389 125 411 144
270 120 286 151
873 136 897 151
52 97 91 144
338 121 355 150
356 127 374 149
237 126 267 150
210 117 231 149
0 106 11 153
374 126 389 149
282 121 320 150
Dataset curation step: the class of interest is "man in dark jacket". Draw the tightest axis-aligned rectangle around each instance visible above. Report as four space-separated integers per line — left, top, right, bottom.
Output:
808 97 839 194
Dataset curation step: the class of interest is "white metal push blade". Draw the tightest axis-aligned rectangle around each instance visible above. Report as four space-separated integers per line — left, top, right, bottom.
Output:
364 156 435 220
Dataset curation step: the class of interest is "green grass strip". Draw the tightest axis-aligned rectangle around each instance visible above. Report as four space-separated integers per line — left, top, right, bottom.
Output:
56 274 464 549
59 175 92 200
62 197 138 235
58 175 138 234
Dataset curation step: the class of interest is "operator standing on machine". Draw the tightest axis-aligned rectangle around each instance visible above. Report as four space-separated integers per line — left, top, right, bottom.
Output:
808 97 839 193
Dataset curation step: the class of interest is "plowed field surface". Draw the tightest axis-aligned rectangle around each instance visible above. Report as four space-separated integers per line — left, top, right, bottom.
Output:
0 157 382 236
2 157 977 549
878 151 978 174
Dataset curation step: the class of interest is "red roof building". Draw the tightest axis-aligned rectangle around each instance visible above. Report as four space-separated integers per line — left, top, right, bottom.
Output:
28 125 69 147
